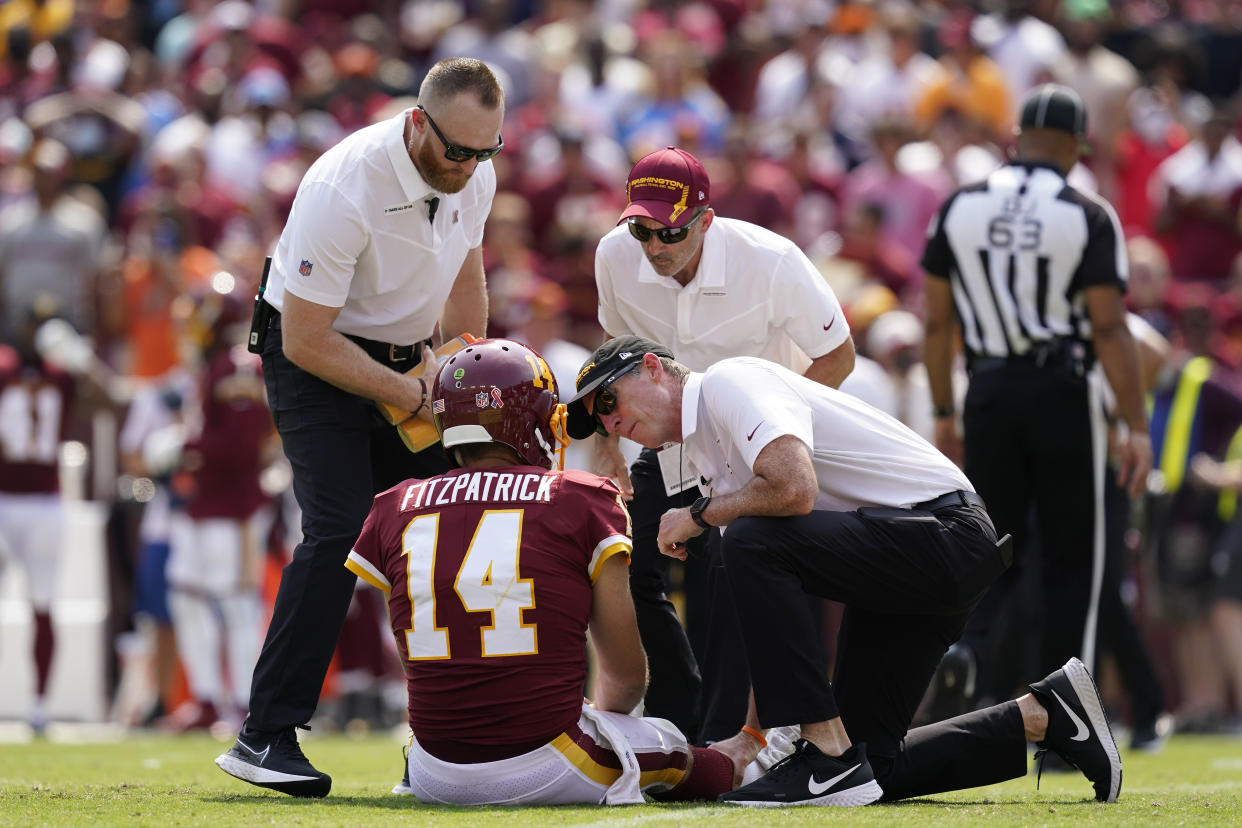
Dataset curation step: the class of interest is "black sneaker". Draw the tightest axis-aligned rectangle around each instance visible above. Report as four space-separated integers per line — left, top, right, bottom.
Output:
215 726 332 798
719 739 882 807
391 744 412 795
1029 657 1122 802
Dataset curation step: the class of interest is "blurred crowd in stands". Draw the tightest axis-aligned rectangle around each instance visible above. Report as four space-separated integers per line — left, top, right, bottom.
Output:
4 0 1242 741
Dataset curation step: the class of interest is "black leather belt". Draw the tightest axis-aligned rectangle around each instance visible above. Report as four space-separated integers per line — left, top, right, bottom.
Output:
914 490 986 512
346 335 429 365
268 309 427 366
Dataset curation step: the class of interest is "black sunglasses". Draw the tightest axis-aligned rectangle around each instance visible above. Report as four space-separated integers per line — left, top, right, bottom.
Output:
417 105 504 163
627 209 706 245
590 363 641 433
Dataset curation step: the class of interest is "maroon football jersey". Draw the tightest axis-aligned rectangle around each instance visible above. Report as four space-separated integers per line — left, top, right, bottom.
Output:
184 345 271 519
0 346 74 495
347 466 632 751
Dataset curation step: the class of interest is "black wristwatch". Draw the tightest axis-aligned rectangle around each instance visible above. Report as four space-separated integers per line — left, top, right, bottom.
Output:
689 496 713 529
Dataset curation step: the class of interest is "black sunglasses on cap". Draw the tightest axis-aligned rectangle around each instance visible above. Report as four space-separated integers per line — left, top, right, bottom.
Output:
417 105 504 163
588 362 641 434
627 209 707 245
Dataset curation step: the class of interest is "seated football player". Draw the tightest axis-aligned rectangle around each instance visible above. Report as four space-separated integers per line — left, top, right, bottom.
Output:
344 338 743 804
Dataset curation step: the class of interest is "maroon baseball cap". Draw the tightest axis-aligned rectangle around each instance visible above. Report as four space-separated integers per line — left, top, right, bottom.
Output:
618 146 711 228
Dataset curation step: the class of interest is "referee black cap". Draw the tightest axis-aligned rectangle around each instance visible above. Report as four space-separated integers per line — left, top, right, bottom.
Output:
1019 84 1088 139
566 335 674 439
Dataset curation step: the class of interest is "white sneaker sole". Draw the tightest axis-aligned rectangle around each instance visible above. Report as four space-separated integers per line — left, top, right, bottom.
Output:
1063 657 1122 803
215 753 321 785
724 778 883 807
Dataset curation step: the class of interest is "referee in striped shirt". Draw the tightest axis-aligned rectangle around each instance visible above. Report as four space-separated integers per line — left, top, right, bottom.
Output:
922 84 1153 702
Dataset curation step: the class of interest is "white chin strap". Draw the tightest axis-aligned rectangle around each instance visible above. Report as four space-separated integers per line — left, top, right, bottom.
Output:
534 429 557 469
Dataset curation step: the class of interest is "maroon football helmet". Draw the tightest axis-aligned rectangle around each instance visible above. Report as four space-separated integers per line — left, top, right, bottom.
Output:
433 338 569 469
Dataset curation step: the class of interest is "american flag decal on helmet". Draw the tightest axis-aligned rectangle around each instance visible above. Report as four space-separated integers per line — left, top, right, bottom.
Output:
432 399 445 414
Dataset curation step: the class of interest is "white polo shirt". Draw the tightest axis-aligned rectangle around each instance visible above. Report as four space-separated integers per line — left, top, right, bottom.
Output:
264 108 496 345
594 217 848 372
681 357 972 517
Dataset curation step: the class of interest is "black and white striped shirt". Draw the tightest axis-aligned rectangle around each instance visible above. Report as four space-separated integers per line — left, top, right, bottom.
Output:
921 161 1128 362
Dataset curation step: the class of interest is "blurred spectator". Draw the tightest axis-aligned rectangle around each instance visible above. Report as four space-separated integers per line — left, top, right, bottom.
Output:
1126 235 1176 338
620 29 731 156
914 7 1011 145
0 297 77 731
163 286 274 730
203 66 296 205
753 6 831 126
1192 0 1242 103
259 110 345 224
973 0 1066 99
866 307 953 442
633 0 727 67
1050 0 1140 206
555 25 647 142
507 280 592 471
0 0 74 63
433 0 534 106
1146 296 1242 732
835 0 939 148
106 194 217 380
707 124 798 235
840 117 950 276
22 37 145 219
1113 85 1190 238
321 43 392 133
1150 101 1242 285
521 126 622 258
117 366 198 727
182 1 301 94
835 202 919 300
781 127 844 250
0 117 34 214
1188 417 1242 735
481 191 547 336
0 138 105 341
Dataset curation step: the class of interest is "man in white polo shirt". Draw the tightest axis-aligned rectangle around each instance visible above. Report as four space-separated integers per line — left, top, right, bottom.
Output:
565 337 1124 806
216 58 503 798
579 146 855 748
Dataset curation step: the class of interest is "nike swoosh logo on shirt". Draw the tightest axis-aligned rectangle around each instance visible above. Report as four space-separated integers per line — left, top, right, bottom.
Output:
236 738 271 765
808 762 860 795
824 316 836 331
747 422 764 441
1049 689 1090 741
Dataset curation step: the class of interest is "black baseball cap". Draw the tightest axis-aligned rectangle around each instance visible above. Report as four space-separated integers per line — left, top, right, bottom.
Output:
1019 84 1088 138
566 335 674 439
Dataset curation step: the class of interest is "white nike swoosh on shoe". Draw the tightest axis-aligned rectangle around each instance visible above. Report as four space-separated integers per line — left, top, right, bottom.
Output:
1050 689 1090 741
808 762 861 795
236 738 271 765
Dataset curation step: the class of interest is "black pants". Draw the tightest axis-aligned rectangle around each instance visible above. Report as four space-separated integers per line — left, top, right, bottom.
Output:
246 317 448 732
957 362 1104 692
722 499 1027 798
628 448 749 743
1097 469 1165 727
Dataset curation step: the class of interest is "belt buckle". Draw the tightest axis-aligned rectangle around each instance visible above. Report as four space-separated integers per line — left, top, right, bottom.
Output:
388 343 416 362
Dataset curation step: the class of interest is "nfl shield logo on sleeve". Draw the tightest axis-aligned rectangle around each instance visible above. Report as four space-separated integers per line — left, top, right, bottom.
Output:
298 259 313 277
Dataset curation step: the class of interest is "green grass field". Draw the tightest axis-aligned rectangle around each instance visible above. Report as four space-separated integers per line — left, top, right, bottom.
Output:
2 729 1242 827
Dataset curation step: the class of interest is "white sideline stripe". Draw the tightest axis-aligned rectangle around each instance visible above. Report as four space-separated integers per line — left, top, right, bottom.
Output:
563 808 718 827
1079 369 1108 671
